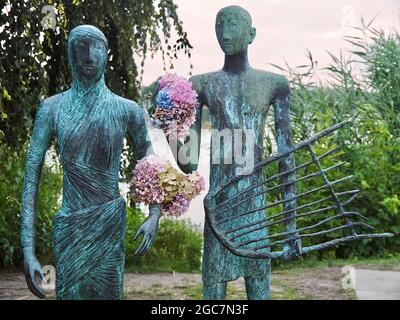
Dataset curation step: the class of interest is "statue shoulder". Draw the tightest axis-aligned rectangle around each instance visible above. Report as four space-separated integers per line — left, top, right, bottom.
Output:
39 91 67 118
189 74 205 93
249 69 290 98
252 69 289 88
115 95 145 123
190 71 220 95
270 72 290 98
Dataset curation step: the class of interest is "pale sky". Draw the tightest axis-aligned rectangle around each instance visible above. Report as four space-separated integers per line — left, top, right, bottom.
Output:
141 0 400 85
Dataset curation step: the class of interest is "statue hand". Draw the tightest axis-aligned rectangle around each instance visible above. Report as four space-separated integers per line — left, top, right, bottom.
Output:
291 238 302 257
133 210 160 256
23 253 46 299
283 238 302 260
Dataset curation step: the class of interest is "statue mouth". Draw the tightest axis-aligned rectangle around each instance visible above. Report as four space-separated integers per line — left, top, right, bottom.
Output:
81 64 96 70
78 64 98 75
222 43 235 52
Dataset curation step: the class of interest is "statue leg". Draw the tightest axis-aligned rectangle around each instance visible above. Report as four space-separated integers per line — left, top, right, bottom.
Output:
244 273 271 300
203 282 227 300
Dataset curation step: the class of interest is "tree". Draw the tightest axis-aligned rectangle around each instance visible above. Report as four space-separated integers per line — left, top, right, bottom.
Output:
0 0 192 179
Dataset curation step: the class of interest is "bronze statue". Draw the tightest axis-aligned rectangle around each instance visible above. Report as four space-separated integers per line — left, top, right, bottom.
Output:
21 25 161 300
170 5 298 299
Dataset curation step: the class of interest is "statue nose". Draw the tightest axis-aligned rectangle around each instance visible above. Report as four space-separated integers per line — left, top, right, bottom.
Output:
85 47 95 63
223 33 232 42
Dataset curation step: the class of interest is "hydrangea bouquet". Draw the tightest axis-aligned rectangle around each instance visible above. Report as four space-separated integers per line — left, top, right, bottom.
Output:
130 155 205 217
149 74 198 140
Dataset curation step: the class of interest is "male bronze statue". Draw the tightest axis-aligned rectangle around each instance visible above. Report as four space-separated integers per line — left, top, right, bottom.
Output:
20 25 161 300
171 5 300 300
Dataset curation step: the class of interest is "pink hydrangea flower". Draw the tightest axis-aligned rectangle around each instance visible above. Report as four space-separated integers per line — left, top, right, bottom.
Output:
131 155 167 205
162 194 191 217
152 73 198 140
131 155 205 217
188 171 206 195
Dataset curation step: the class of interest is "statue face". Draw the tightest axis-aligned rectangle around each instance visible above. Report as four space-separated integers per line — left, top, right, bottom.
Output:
215 8 255 56
72 36 107 79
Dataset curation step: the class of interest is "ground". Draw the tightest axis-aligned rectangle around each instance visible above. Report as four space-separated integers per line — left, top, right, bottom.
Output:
0 267 364 300
1 257 399 300
123 267 354 300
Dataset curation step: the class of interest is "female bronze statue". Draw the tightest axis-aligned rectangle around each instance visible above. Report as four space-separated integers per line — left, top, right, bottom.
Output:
21 25 161 300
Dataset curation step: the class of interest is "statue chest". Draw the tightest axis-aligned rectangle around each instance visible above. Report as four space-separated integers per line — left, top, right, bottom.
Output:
54 97 127 169
204 79 272 137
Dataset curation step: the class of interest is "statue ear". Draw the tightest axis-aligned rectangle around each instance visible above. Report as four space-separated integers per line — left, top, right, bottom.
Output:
249 27 256 44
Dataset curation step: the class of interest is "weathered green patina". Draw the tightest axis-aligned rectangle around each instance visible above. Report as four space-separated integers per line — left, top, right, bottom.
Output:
20 25 161 300
173 5 393 300
173 6 299 300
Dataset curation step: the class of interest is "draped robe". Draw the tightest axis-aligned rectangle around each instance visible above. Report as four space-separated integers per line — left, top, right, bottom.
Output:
21 26 151 300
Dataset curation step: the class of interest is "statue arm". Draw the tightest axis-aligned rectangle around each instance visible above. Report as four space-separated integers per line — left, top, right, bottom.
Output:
128 102 154 161
272 76 301 257
20 100 54 298
169 75 204 174
127 103 161 256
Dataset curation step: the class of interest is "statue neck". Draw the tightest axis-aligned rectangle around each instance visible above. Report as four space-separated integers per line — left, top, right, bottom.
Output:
223 50 250 74
72 74 106 97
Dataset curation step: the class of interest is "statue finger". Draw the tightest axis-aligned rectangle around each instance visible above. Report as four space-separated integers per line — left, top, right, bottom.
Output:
33 264 47 285
32 281 46 299
25 273 34 293
142 236 152 253
135 245 145 257
29 271 46 299
135 235 149 256
146 234 156 251
38 268 46 283
139 234 151 256
132 225 144 241
138 237 149 256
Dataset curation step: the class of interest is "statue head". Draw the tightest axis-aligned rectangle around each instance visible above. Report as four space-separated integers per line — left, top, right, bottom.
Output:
68 25 108 85
215 6 256 56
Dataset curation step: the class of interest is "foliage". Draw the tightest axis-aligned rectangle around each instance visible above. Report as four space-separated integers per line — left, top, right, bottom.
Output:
0 144 62 268
125 206 202 273
267 21 400 259
0 0 192 180
348 21 400 135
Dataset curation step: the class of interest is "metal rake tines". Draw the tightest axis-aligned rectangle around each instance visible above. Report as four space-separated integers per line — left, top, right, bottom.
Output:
216 174 355 225
210 120 350 199
205 121 394 260
229 212 370 243
236 219 374 248
214 154 345 214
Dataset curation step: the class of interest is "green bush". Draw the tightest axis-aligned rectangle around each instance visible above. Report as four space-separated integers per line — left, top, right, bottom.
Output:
0 144 62 268
268 22 400 260
125 207 202 273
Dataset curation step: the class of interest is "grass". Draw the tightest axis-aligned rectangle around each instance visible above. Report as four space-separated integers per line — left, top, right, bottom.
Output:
122 256 400 300
125 261 200 274
271 276 313 300
181 283 249 300
125 281 307 300
337 288 357 300
273 254 400 273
